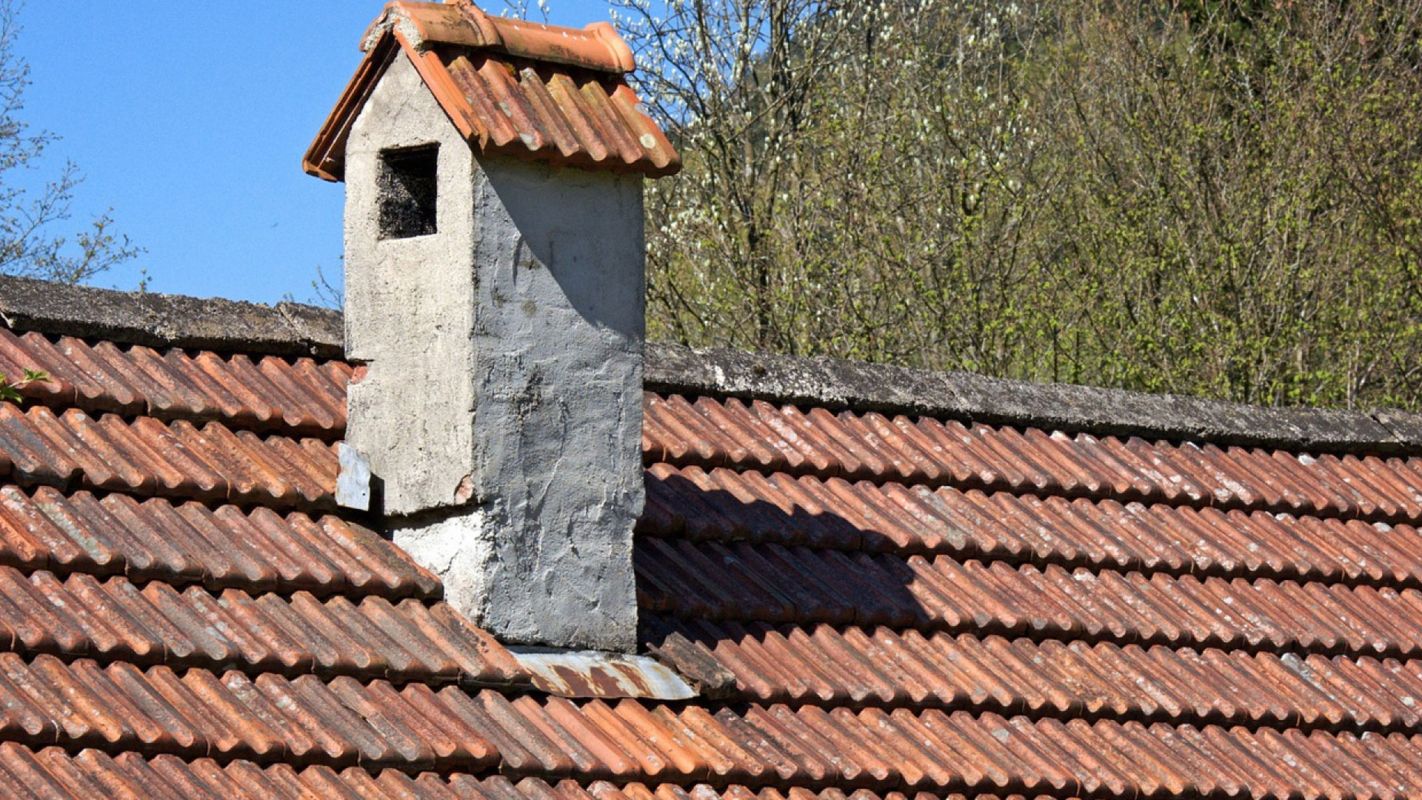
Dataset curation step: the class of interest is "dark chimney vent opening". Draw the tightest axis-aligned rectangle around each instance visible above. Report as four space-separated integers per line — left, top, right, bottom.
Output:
378 145 439 239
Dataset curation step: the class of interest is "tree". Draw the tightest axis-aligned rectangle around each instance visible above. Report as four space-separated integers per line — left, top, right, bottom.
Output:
620 0 1422 410
614 0 855 351
0 0 138 284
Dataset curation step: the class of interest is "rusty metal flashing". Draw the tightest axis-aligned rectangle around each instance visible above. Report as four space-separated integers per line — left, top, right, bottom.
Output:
509 648 697 700
4 275 1422 456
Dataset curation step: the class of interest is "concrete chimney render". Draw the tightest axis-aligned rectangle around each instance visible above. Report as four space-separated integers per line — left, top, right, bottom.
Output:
304 0 681 652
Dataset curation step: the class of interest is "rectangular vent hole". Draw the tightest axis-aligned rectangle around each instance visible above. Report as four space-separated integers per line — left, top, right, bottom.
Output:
378 145 439 239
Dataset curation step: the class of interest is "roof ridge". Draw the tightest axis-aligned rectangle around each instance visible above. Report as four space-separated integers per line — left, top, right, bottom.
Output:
3 274 1420 455
304 1 677 181
0 275 344 360
645 346 1422 456
363 1 637 74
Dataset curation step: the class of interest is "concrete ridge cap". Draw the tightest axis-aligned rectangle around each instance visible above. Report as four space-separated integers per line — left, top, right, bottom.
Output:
643 342 1422 456
2 275 1419 455
0 274 344 360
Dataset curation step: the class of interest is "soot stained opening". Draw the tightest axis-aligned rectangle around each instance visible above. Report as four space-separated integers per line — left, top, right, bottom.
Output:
378 144 439 239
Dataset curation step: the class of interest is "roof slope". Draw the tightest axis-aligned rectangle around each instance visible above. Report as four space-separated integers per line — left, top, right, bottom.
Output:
0 277 1420 797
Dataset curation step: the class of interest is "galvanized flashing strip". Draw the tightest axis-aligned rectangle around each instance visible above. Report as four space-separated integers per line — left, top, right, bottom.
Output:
4 275 1422 455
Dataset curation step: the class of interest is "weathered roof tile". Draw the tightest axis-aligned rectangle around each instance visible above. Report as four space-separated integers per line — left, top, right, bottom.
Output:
305 1 679 181
3 276 1422 795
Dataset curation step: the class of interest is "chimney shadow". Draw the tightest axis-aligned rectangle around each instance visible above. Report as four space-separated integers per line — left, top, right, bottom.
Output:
637 469 927 680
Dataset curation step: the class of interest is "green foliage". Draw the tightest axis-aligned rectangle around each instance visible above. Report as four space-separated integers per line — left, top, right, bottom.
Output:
0 369 47 403
627 0 1422 410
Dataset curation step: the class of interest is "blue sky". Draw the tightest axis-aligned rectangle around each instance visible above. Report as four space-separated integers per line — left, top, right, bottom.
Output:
14 1 611 306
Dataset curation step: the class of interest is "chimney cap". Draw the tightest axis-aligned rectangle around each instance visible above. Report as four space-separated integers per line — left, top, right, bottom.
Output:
363 1 637 73
303 0 679 182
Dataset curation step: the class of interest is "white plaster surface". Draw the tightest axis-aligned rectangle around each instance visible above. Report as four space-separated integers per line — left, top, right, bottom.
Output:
341 52 644 651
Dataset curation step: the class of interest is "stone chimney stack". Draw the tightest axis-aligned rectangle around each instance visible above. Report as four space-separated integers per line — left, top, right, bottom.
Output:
304 0 679 652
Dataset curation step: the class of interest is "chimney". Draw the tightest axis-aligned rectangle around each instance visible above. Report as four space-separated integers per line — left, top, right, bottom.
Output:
304 0 679 652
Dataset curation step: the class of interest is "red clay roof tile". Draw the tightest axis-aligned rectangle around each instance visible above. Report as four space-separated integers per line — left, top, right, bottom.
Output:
2 292 1422 796
304 1 678 182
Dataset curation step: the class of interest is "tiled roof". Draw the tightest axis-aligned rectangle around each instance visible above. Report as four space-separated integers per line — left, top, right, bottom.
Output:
304 0 680 181
4 277 1422 797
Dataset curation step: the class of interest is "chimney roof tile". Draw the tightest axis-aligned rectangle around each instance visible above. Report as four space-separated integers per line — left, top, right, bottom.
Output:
304 1 678 180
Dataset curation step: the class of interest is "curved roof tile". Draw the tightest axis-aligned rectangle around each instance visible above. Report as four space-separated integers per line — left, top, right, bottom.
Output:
1 278 1422 796
304 1 679 181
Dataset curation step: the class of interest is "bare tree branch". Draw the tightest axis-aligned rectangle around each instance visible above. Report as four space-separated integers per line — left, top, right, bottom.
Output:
0 0 140 285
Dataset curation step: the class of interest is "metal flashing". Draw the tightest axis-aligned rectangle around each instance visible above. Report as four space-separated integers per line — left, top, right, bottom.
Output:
510 648 697 700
